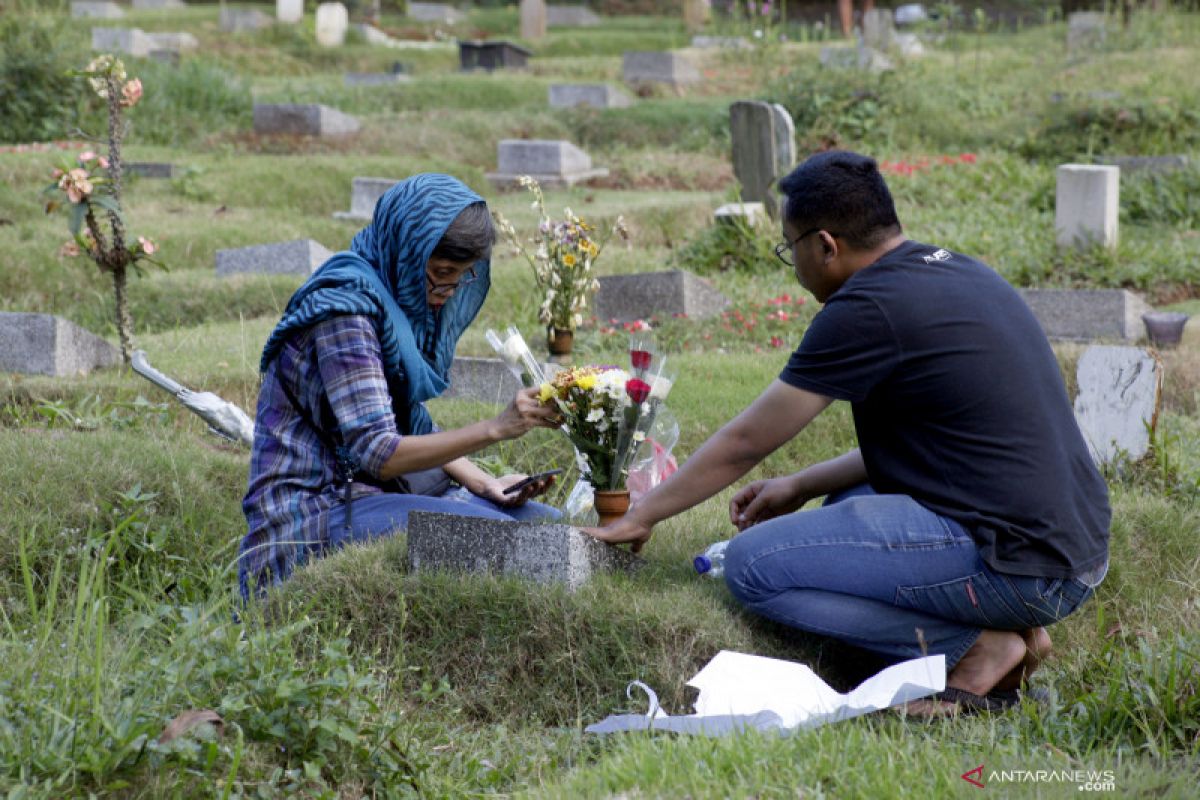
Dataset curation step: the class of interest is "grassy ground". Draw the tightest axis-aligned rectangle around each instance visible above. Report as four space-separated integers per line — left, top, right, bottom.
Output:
2 4 1199 798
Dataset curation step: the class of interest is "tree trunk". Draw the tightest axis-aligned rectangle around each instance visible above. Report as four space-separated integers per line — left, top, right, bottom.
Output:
111 266 133 365
105 74 134 365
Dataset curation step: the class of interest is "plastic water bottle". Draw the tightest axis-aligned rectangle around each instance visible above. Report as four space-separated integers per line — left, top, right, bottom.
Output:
693 540 729 578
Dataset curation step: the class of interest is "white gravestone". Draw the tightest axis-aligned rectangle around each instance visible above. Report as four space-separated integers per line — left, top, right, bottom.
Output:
277 0 304 23
315 2 349 47
1073 346 1162 465
520 0 547 40
1056 164 1119 251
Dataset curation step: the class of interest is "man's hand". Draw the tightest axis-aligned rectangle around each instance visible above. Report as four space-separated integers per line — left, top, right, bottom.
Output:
582 516 653 554
473 472 556 507
729 475 809 531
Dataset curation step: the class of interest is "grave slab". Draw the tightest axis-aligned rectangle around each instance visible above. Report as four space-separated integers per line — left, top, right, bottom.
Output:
1055 164 1119 250
146 31 198 52
714 202 766 227
407 512 640 590
215 239 334 277
1019 288 1150 343
127 162 177 179
407 2 465 24
91 27 155 57
622 51 700 86
691 35 751 49
440 356 562 404
72 1 125 19
277 0 303 23
352 23 398 45
487 139 608 189
253 103 361 137
547 5 601 26
0 313 120 377
459 40 532 71
1097 155 1189 174
334 177 400 220
344 72 412 86
1073 346 1161 465
548 84 633 109
316 2 349 47
594 269 730 322
132 0 187 8
220 7 273 32
820 45 894 71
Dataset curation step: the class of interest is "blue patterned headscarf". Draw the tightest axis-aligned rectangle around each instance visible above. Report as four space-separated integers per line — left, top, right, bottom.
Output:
260 174 490 435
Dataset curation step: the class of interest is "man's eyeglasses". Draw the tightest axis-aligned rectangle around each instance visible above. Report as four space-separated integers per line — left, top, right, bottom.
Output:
426 266 477 298
774 228 832 267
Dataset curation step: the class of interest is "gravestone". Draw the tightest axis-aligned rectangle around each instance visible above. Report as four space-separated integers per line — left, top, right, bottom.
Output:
622 51 700 87
1056 164 1119 250
440 357 561 404
487 139 608 189
594 270 730 323
1019 289 1150 342
547 5 600 26
315 2 349 46
820 45 893 71
895 3 928 25
1097 155 1189 174
862 8 895 50
215 239 333 277
147 31 198 52
127 162 177 179
253 103 361 137
730 100 796 219
353 22 398 45
1067 11 1107 53
91 27 155 57
344 72 411 86
520 0 547 40
407 1 464 24
683 0 710 32
691 35 752 50
548 84 633 109
132 0 187 8
277 0 303 23
714 202 766 227
459 40 532 71
0 313 120 377
1073 346 1162 465
333 176 399 220
72 1 125 18
407 512 639 590
220 7 273 32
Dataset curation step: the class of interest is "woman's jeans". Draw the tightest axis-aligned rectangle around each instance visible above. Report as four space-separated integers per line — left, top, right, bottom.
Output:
324 486 560 550
723 484 1097 669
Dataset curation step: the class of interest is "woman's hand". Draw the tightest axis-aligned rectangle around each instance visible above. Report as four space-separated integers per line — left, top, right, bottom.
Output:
472 472 557 507
729 475 809 532
491 387 560 440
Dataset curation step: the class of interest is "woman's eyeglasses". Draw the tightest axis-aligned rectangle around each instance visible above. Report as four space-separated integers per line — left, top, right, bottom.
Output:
426 267 477 297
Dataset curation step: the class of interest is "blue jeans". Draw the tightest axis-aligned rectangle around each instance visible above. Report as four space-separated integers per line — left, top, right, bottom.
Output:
723 484 1096 669
324 487 560 550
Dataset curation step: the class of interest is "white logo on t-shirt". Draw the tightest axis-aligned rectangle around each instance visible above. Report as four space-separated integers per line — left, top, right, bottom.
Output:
923 249 952 263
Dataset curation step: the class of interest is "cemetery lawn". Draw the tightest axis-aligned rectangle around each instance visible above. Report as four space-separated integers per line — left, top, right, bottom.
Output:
2 4 1199 797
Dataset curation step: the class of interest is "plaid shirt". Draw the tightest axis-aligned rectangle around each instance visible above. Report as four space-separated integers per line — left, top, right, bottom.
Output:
239 315 403 600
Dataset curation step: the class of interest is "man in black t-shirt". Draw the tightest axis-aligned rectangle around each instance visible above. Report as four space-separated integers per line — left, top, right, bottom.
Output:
587 151 1110 715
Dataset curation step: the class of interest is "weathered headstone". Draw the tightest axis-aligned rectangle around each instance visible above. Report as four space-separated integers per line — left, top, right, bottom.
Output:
683 0 710 32
820 45 893 71
548 84 633 109
0 313 120 377
91 27 155 57
215 239 333 277
277 0 303 23
344 72 411 86
622 51 700 87
895 3 928 26
594 270 730 323
459 40 532 71
486 139 608 189
1073 346 1161 465
407 512 639 590
1056 164 1119 250
730 100 795 219
315 2 349 46
691 35 751 50
220 7 273 32
126 162 177 179
1097 155 1189 174
714 202 766 227
1067 11 1107 53
547 5 600 26
72 1 125 19
253 103 361 137
440 357 562 404
407 1 464 24
862 8 895 50
333 177 399 220
520 0 547 40
146 31 198 52
1019 289 1150 342
132 0 187 9
352 22 399 45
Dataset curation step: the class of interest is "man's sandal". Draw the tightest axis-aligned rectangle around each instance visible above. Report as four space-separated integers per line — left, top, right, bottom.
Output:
931 686 1021 715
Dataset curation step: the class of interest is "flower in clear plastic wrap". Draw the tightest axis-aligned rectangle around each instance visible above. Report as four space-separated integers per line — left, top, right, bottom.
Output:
485 326 547 388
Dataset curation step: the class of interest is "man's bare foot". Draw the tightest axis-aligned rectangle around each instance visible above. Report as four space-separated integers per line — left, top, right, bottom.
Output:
903 630 1026 718
991 627 1052 692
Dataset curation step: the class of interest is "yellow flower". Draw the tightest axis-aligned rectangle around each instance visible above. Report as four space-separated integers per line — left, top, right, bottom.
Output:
575 372 597 391
562 253 576 267
538 382 556 403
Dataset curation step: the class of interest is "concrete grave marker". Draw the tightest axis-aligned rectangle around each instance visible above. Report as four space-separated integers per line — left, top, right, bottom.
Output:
548 84 633 109
623 51 700 87
730 100 796 219
862 8 895 50
0 313 120 377
407 2 464 24
315 2 349 47
220 7 273 32
132 0 187 9
487 139 608 189
594 269 730 323
1019 289 1150 343
333 177 399 220
146 31 198 52
820 45 894 71
714 202 766 227
683 0 710 32
1073 346 1162 465
459 40 532 71
91 27 155 57
1068 11 1107 53
353 23 398 46
253 103 361 137
1097 155 1190 174
1056 164 1119 250
215 239 334 277
691 35 751 50
520 0 547 40
407 512 639 590
440 357 562 404
126 162 177 179
72 1 125 19
547 5 600 26
277 0 303 23
344 72 411 86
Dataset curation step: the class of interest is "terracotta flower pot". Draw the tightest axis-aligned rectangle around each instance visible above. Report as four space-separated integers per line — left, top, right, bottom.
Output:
593 489 631 527
547 326 574 356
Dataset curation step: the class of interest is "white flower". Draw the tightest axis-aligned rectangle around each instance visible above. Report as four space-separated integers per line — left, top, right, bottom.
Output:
632 430 646 443
650 376 673 401
586 408 605 423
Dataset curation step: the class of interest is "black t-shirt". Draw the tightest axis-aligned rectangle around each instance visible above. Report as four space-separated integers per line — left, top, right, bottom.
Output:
780 240 1110 579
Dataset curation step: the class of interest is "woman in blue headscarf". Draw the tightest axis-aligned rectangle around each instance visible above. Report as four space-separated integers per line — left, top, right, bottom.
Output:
239 174 560 600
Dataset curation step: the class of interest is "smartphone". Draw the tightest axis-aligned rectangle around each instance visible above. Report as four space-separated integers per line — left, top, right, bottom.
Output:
502 468 564 495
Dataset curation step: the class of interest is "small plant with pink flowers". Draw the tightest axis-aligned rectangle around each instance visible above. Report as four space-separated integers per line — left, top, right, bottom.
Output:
42 54 160 364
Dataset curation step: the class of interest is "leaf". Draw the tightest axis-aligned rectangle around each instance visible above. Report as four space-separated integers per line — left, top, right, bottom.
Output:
89 194 122 215
68 203 87 236
158 709 224 743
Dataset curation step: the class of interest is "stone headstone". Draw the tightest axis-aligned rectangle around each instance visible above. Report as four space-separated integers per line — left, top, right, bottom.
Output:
132 0 187 9
72 1 124 19
407 1 464 24
547 5 600 26
548 84 633 109
683 0 710 32
691 35 752 50
407 512 639 590
344 72 411 86
1068 11 1107 53
215 239 333 277
352 22 398 46
333 176 399 220
820 45 893 71
459 40 532 71
1056 164 1119 250
315 2 349 46
277 0 303 23
1073 346 1161 465
594 270 730 323
146 31 198 52
520 0 547 40
91 27 155 57
487 139 608 189
862 8 895 50
1097 155 1190 174
895 3 927 25
440 357 562 404
730 100 795 219
253 103 361 137
220 7 273 32
0 313 120 377
622 51 700 87
1019 289 1150 343
126 162 177 179
714 202 766 227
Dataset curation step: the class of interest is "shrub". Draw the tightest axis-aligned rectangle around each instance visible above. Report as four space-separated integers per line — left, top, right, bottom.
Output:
1019 97 1200 161
766 61 891 151
128 59 252 147
0 15 86 143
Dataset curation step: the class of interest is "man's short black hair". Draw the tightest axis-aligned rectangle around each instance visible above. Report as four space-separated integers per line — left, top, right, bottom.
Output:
777 151 902 250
